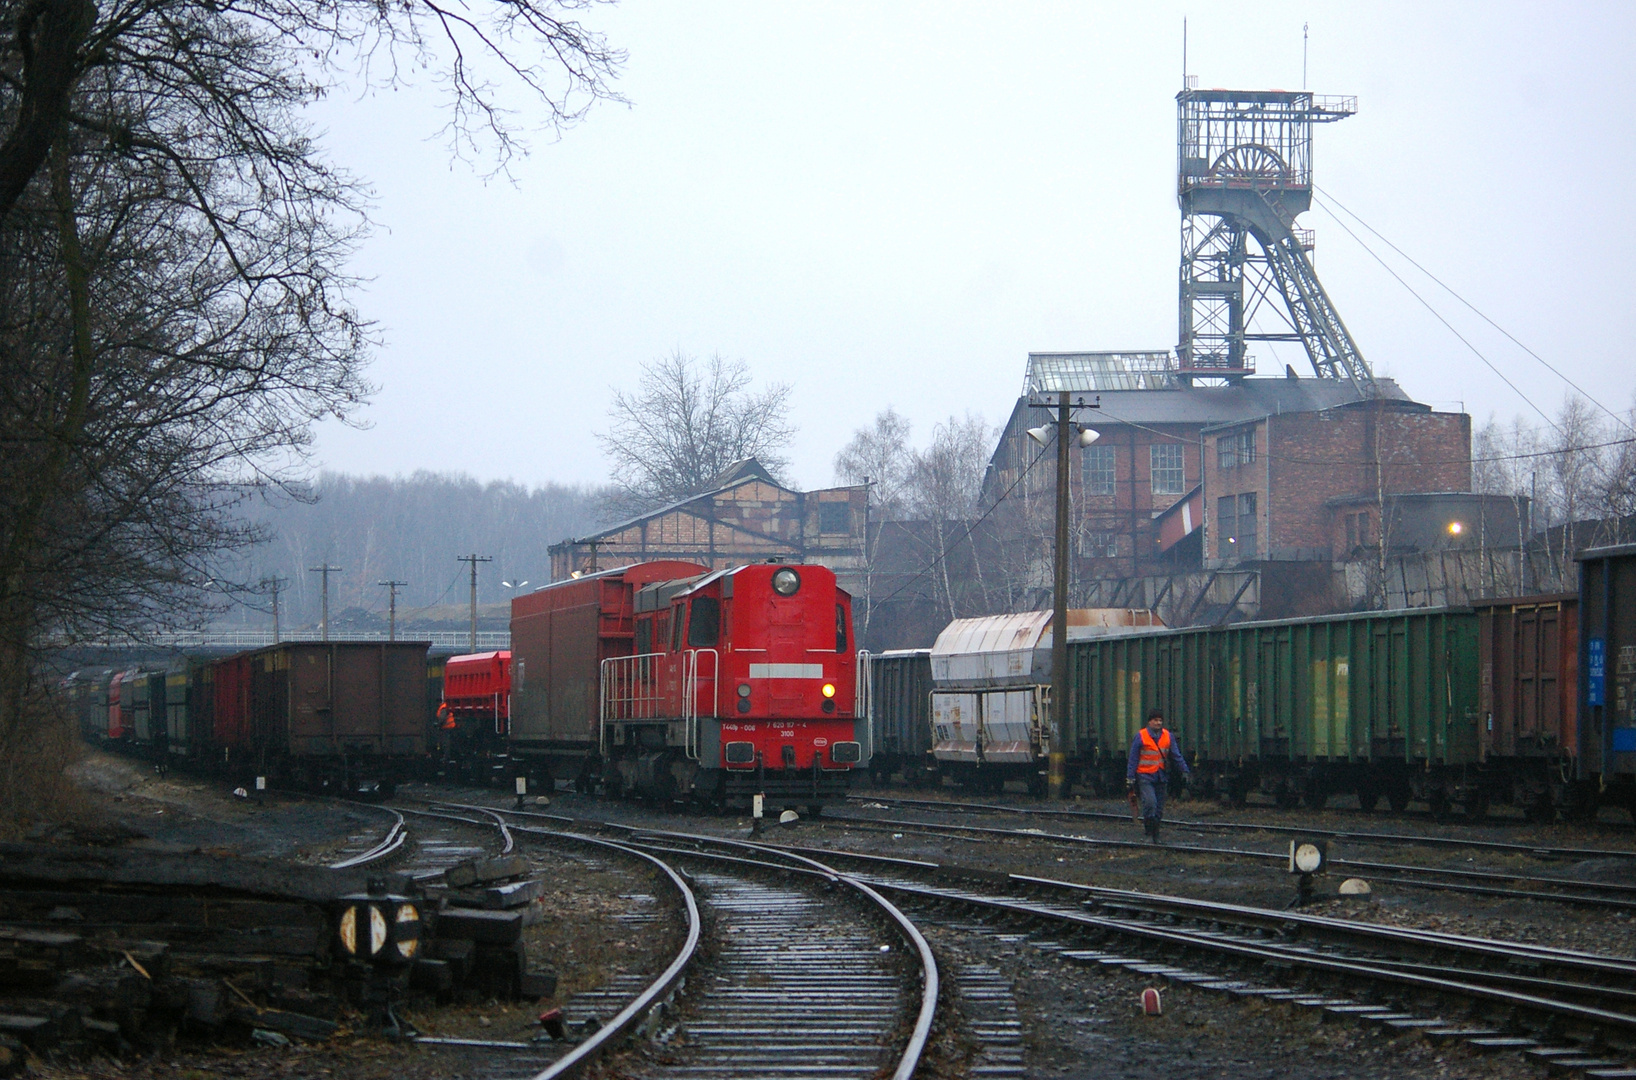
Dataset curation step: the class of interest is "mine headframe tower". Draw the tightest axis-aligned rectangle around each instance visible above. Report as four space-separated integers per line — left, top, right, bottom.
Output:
1176 87 1375 392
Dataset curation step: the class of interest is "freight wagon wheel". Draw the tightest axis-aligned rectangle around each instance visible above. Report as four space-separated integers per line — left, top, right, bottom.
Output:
1273 785 1299 811
1301 778 1328 810
1427 791 1451 822
1386 785 1411 813
1355 782 1382 813
1461 790 1490 822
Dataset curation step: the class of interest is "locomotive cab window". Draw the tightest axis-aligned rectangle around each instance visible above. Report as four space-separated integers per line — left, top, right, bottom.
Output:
670 605 685 652
635 617 653 655
688 597 720 648
835 603 847 653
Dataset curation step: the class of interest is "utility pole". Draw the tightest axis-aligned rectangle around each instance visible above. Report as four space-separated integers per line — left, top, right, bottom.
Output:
378 580 408 642
260 576 287 643
1050 392 1073 802
1028 392 1100 801
457 554 493 651
308 565 342 641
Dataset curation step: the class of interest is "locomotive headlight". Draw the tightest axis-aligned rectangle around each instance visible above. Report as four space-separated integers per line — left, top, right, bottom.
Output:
738 683 752 698
822 683 836 699
771 568 801 596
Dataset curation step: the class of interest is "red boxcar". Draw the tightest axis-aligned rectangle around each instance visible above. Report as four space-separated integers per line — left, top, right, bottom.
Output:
510 561 868 809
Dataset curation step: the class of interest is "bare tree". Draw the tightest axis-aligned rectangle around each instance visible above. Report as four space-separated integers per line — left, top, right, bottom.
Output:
598 350 795 515
833 407 912 519
903 413 995 619
0 0 624 754
0 1 625 230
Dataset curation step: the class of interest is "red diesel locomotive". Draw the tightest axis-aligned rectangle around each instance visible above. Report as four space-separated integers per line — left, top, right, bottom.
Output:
507 560 867 809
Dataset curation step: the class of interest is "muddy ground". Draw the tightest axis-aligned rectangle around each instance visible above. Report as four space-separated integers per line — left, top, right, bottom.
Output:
22 759 1636 1078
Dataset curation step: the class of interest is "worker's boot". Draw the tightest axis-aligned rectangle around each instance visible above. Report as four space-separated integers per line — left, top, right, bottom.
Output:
1144 817 1158 842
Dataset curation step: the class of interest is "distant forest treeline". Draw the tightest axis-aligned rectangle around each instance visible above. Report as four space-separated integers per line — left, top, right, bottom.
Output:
218 472 611 631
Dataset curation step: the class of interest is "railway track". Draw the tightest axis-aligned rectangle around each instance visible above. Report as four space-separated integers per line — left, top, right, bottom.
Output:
850 792 1636 862
409 802 935 1080
829 804 1636 911
483 803 1636 1078
761 836 1636 1077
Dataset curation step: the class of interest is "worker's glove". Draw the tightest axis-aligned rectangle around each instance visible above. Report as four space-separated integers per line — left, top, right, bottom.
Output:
1125 778 1135 792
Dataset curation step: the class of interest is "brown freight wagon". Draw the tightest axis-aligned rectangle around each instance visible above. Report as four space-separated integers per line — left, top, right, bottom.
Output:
209 641 432 791
1474 595 1579 818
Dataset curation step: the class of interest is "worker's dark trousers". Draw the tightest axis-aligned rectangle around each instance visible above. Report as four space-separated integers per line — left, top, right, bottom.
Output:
1136 773 1168 837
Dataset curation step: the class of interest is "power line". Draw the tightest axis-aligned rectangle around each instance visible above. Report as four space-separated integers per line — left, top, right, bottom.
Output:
1306 192 1557 431
1316 186 1634 435
870 440 1053 609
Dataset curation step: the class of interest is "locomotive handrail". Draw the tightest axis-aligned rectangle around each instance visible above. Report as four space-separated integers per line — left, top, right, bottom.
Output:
681 648 719 761
855 649 873 756
599 652 667 755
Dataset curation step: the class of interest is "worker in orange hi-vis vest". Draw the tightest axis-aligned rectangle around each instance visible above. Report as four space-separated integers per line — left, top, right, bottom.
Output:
1126 706 1191 842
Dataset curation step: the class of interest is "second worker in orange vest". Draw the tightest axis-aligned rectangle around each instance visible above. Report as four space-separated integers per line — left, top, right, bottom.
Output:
1126 706 1191 842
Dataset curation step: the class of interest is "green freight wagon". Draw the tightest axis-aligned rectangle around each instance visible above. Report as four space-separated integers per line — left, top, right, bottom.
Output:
1069 607 1497 817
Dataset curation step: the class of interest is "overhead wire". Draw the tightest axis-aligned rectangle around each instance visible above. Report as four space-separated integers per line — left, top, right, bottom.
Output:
1304 192 1559 432
869 437 1053 608
1315 186 1634 435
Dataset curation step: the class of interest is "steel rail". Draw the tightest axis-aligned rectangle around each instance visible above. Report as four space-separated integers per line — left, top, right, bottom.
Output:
743 838 1636 984
827 808 1636 909
476 800 1636 979
400 806 705 1079
622 828 939 1080
327 806 407 869
519 831 701 1080
859 874 1636 1035
850 793 1636 861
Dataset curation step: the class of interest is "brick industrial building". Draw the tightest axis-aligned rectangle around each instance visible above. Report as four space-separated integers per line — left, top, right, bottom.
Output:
982 352 1521 619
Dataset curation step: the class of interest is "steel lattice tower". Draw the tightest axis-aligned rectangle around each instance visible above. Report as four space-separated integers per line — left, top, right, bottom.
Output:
1176 88 1374 391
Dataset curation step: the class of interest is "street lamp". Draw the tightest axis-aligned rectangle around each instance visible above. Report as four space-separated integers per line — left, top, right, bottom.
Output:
1027 391 1100 801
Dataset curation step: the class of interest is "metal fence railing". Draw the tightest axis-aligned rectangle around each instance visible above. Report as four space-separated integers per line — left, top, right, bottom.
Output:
77 629 511 651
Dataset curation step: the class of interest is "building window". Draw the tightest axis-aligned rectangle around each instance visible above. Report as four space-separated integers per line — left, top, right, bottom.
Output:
1217 429 1256 470
1236 492 1257 558
1345 511 1372 550
1079 530 1118 558
818 501 852 534
1081 445 1116 495
1150 444 1185 496
1218 492 1257 559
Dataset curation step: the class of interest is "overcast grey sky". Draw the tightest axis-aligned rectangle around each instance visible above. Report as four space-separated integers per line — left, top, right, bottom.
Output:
304 1 1636 492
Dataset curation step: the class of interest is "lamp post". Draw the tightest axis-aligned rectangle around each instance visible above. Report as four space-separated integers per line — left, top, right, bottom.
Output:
1027 391 1100 800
